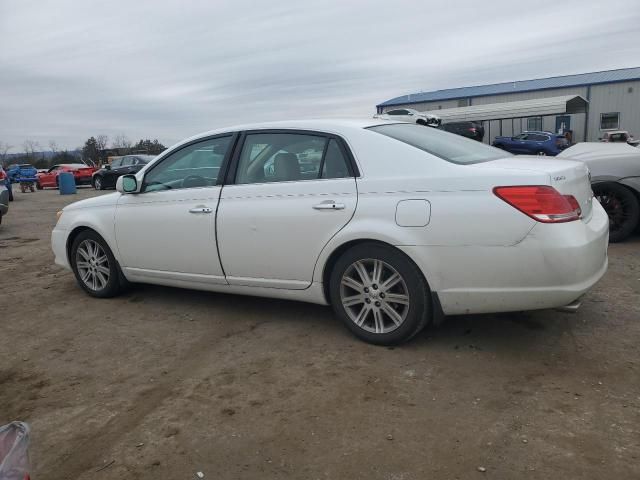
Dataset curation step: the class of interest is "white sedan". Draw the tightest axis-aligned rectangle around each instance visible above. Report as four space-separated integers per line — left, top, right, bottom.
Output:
374 108 441 127
52 120 609 345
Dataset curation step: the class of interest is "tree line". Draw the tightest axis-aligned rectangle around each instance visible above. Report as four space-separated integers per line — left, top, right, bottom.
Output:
0 134 167 169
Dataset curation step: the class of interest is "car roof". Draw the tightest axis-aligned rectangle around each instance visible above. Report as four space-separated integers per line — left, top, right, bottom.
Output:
171 119 394 148
523 131 554 135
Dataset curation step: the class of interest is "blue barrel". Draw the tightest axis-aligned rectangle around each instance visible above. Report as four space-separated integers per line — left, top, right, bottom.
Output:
58 172 77 195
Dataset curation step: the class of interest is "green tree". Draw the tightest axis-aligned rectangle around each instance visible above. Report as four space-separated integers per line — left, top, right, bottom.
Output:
82 137 99 166
132 138 166 155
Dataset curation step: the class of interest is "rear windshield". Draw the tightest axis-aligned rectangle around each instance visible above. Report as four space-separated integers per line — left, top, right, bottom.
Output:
368 123 511 165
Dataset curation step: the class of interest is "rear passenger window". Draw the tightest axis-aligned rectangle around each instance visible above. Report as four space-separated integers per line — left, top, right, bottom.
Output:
321 139 350 179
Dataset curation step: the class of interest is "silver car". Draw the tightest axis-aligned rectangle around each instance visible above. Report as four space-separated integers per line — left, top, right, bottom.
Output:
0 184 9 225
559 143 640 242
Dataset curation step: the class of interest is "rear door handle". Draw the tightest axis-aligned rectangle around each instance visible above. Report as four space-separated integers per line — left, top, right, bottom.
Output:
313 201 345 210
189 206 213 214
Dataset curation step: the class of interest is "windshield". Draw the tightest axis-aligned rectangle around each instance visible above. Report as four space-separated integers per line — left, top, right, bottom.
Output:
368 123 511 165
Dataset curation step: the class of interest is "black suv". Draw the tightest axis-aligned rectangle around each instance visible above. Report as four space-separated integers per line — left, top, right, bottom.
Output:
92 155 155 190
441 121 485 142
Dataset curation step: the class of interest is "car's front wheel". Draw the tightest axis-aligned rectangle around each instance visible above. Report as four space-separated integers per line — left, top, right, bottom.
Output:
94 176 104 190
70 230 125 297
593 182 640 242
329 242 431 345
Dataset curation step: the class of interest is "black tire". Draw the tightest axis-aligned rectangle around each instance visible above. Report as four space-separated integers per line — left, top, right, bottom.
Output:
93 176 104 190
329 242 432 345
70 230 125 298
593 182 640 243
36 182 42 190
55 177 59 189
536 151 547 156
8 190 13 201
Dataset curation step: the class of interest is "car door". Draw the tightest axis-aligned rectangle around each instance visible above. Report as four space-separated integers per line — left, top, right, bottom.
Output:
103 158 123 185
217 130 358 289
40 165 60 187
524 133 545 154
509 133 529 154
114 134 234 284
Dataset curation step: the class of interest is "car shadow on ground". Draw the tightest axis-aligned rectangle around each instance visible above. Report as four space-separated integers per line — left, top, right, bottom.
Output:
118 280 578 357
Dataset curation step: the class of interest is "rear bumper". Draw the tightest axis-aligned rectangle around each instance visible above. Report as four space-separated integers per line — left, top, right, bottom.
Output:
400 200 609 315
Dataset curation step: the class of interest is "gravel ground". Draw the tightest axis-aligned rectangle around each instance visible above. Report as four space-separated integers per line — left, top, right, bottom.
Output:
1 188 639 480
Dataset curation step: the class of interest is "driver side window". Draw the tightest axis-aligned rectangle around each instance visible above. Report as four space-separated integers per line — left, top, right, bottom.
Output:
142 136 231 192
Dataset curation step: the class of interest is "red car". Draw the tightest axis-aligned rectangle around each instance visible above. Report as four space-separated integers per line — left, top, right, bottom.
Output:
37 163 96 189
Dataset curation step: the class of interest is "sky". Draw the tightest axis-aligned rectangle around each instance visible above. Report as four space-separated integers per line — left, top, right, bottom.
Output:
1 0 639 151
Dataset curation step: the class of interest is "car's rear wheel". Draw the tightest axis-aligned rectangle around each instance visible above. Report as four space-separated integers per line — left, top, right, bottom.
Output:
94 176 103 190
71 230 124 297
536 151 547 156
329 242 431 345
593 182 640 243
36 181 42 190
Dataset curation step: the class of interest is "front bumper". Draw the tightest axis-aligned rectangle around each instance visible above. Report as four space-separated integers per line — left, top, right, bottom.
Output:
51 227 71 270
400 200 609 315
75 176 93 185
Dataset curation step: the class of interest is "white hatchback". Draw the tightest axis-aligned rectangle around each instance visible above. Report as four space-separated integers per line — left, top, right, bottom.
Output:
52 120 609 345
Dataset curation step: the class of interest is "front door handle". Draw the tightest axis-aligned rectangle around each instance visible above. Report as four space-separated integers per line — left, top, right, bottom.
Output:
313 201 345 210
189 206 213 214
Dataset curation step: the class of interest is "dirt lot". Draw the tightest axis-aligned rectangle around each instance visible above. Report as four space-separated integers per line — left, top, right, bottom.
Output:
1 188 639 480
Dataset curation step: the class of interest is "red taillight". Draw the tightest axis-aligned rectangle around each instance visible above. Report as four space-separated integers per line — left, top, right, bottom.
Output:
493 186 581 223
0 170 5 180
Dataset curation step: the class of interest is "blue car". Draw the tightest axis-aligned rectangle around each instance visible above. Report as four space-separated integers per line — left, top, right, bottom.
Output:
493 131 570 156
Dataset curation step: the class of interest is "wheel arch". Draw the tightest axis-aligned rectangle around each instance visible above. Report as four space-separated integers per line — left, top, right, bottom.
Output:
65 224 119 266
319 238 444 324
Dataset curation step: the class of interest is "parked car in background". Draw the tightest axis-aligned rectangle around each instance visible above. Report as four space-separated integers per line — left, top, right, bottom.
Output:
599 130 640 146
559 142 640 242
92 155 155 190
37 164 96 189
493 131 570 156
374 108 441 127
0 183 9 224
441 121 484 142
52 119 607 346
0 166 13 201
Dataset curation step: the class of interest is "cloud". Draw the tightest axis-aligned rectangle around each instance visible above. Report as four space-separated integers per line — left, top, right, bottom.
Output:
1 0 639 149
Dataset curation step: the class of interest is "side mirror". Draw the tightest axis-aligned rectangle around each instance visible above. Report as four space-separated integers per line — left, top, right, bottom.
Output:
116 174 139 194
104 164 111 170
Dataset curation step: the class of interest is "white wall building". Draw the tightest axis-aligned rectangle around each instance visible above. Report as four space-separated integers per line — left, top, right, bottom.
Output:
376 67 640 144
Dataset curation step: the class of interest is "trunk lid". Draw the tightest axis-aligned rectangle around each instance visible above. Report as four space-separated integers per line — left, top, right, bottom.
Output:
76 167 95 176
474 156 594 219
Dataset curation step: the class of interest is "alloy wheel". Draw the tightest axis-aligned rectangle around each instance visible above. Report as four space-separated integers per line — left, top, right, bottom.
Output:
94 178 102 190
596 191 634 234
340 259 410 334
75 239 110 291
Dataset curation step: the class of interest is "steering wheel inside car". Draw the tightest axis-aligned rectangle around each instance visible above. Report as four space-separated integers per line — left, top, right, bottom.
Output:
181 175 208 189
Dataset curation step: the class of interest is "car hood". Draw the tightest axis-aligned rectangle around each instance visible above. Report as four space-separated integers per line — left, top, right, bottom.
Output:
64 192 120 211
